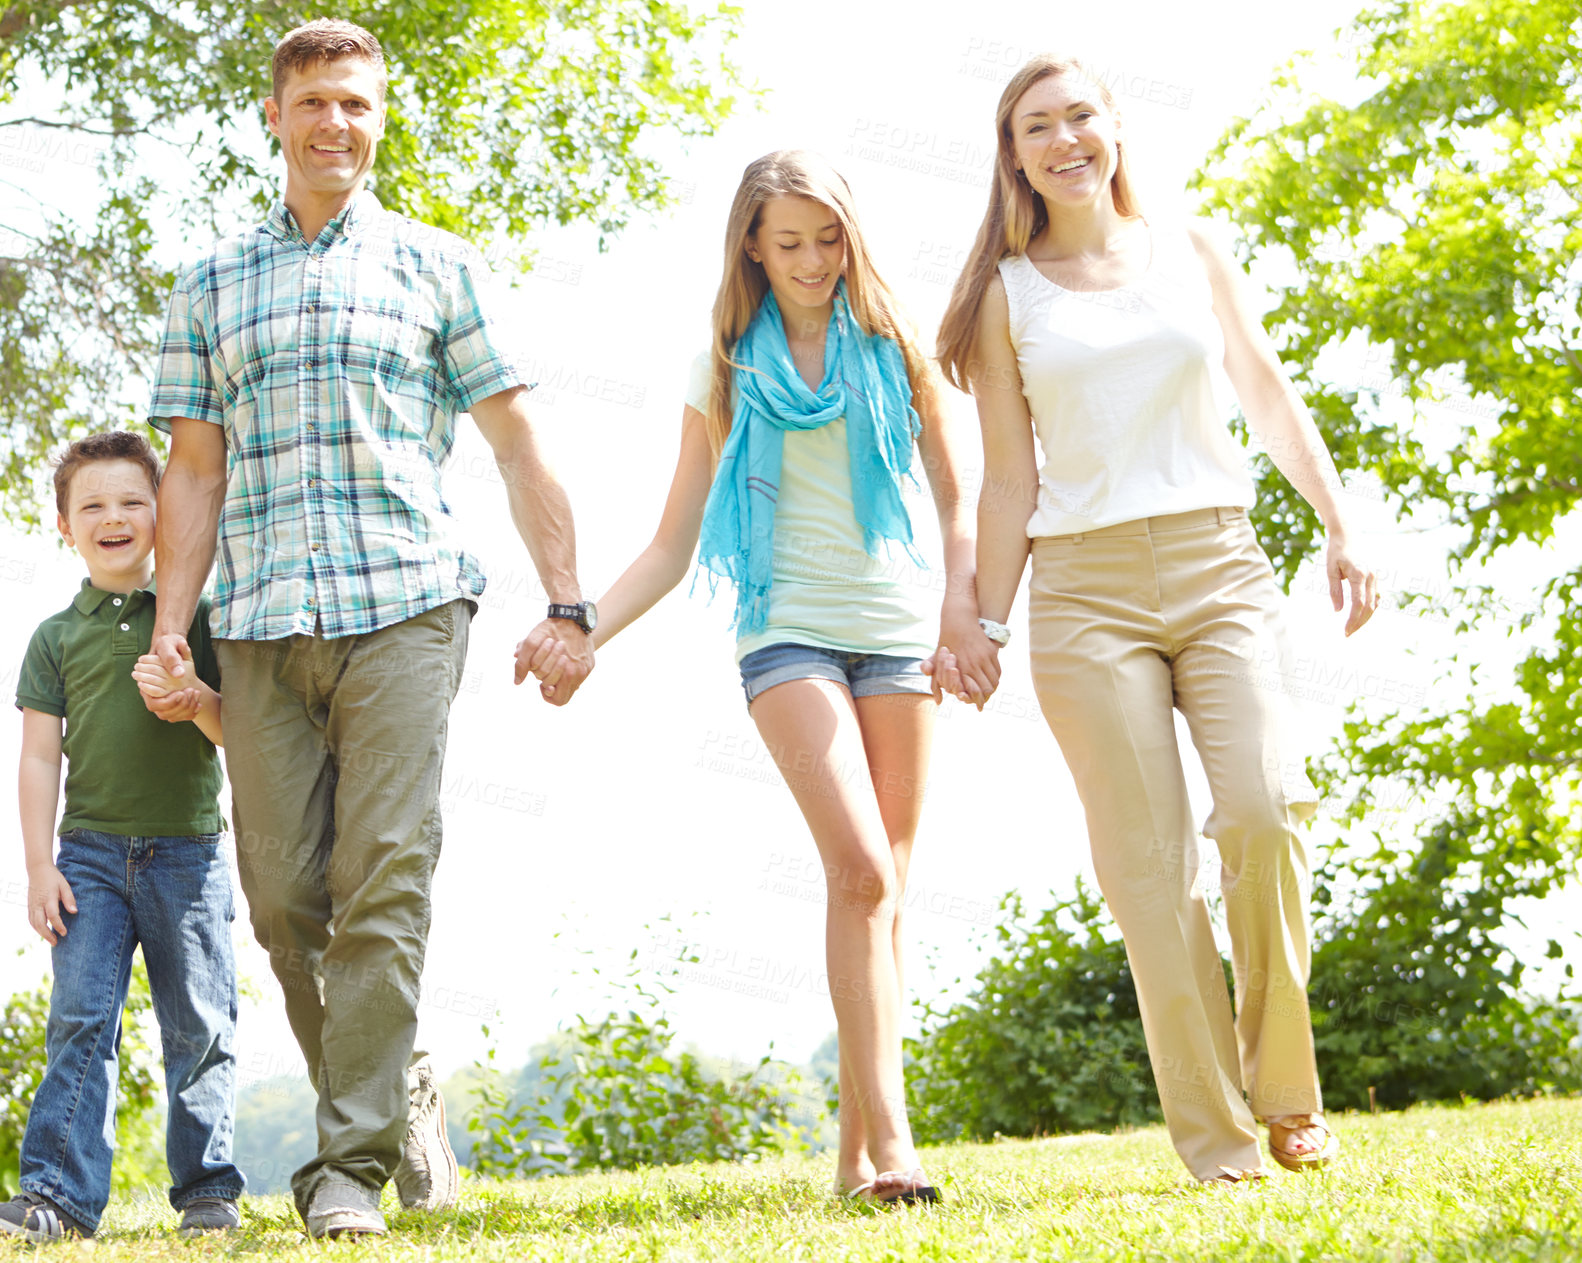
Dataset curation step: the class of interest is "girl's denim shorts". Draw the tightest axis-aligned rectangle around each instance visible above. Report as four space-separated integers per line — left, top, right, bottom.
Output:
738 642 932 708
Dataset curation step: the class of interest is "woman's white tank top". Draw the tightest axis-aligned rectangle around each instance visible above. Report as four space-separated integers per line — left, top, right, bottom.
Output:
997 224 1257 538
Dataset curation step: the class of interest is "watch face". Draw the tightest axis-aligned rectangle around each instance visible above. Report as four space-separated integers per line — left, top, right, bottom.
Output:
582 601 598 631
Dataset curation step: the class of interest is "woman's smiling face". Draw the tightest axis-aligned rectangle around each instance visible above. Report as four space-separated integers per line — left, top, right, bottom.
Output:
1009 73 1122 210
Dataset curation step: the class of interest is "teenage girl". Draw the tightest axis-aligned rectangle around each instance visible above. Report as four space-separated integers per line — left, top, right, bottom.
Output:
585 150 995 1200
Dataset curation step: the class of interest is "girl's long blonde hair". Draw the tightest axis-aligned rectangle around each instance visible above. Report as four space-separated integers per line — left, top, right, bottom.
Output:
937 56 1142 392
705 150 938 458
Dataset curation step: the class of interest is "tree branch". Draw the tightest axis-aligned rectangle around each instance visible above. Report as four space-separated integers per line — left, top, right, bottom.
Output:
0 115 157 137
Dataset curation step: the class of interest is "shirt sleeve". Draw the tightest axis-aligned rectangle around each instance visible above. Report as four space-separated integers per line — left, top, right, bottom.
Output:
684 349 714 415
147 269 225 432
441 249 527 411
188 598 222 692
16 623 65 718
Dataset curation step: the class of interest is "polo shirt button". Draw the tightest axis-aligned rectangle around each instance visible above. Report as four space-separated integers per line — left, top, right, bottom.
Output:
311 544 321 552
120 623 130 631
112 597 122 606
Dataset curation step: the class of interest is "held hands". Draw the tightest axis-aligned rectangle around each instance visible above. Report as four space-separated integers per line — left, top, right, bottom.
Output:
1326 532 1379 636
514 619 595 706
134 641 203 722
921 597 1002 710
27 863 76 945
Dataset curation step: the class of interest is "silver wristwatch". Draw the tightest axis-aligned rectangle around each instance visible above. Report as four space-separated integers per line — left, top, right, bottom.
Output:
978 617 1011 647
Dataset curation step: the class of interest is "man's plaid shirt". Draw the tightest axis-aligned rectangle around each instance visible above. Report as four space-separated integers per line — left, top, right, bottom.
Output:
148 191 523 641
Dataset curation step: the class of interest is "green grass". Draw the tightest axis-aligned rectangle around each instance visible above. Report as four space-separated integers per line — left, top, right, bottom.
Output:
13 1097 1580 1260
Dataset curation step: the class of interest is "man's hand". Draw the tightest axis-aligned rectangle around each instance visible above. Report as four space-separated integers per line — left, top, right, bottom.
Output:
514 619 594 706
142 633 201 720
28 863 76 945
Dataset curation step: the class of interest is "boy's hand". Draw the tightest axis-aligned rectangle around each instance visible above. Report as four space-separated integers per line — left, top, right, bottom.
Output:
28 863 76 945
135 650 202 722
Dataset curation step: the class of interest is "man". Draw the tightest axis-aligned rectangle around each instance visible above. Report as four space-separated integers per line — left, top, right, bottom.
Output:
145 18 595 1238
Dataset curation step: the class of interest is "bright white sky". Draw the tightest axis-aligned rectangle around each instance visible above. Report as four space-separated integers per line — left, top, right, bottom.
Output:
2 0 1575 1089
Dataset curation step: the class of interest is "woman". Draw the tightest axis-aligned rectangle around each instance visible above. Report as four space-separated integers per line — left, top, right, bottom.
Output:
566 150 994 1201
933 56 1378 1182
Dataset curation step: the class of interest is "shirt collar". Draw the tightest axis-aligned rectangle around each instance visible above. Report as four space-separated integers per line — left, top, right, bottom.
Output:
72 575 157 615
263 189 384 246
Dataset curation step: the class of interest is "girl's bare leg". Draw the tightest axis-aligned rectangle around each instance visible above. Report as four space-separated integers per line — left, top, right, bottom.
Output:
750 681 931 1191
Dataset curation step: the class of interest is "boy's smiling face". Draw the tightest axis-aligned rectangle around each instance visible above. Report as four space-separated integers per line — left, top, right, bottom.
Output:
57 458 157 593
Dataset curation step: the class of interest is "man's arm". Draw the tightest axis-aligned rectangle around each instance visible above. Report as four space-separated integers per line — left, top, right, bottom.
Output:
151 418 227 693
19 708 73 944
467 385 594 706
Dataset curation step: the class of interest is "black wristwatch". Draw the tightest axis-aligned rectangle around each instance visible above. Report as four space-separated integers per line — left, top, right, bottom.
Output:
547 601 598 634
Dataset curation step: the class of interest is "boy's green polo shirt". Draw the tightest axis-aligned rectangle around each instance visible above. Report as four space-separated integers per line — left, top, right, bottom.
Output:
16 580 224 836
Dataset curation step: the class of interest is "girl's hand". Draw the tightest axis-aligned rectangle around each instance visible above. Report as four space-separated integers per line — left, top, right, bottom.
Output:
1326 532 1379 636
28 863 76 945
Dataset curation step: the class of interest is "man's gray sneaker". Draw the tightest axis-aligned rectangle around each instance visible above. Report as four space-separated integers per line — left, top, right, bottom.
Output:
0 1191 91 1242
304 1177 386 1239
393 1055 458 1210
178 1196 241 1237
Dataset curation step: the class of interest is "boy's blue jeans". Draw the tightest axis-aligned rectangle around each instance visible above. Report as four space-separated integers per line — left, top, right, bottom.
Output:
19 829 246 1232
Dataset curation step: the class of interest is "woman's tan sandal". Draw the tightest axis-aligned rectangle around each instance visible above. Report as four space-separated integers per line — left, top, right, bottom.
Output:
1205 1166 1268 1185
1265 1114 1339 1172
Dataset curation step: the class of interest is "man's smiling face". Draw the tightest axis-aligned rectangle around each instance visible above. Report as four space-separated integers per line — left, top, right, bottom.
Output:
265 56 386 213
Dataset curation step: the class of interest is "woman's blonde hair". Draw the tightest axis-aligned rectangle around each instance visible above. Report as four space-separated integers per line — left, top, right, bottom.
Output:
937 56 1141 392
704 150 937 458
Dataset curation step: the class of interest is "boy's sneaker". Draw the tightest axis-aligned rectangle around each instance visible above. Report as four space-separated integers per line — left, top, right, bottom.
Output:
177 1196 241 1236
392 1056 458 1210
304 1178 385 1239
0 1191 92 1242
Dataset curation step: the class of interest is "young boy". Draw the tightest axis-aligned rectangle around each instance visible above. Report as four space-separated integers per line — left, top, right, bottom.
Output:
3 431 245 1242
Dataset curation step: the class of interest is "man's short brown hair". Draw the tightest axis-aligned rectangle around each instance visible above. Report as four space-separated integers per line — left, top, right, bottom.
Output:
52 431 162 516
271 19 387 102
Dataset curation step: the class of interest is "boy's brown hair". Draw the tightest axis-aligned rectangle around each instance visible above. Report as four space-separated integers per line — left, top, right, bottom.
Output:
52 431 162 515
271 19 387 102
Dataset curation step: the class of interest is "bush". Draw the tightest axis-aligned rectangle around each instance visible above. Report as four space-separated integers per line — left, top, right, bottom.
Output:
1 956 164 1196
905 880 1161 1143
1308 828 1582 1110
905 857 1582 1144
469 1000 806 1177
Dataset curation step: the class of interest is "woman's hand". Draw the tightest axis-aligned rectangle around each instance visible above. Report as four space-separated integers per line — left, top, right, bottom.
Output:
926 595 1001 709
1326 531 1379 636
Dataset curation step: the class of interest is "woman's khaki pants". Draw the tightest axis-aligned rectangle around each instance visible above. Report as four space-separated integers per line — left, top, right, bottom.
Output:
1028 507 1322 1180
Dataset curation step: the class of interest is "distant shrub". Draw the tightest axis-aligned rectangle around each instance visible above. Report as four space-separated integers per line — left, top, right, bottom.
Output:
1 959 164 1196
1306 835 1582 1110
469 999 806 1177
905 857 1582 1144
905 880 1161 1143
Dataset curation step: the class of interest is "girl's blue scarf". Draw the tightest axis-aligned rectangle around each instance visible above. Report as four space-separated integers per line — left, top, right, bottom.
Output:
697 281 921 635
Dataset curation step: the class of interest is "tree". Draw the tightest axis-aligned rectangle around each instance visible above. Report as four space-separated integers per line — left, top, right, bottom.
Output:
0 0 745 523
1190 0 1581 1000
